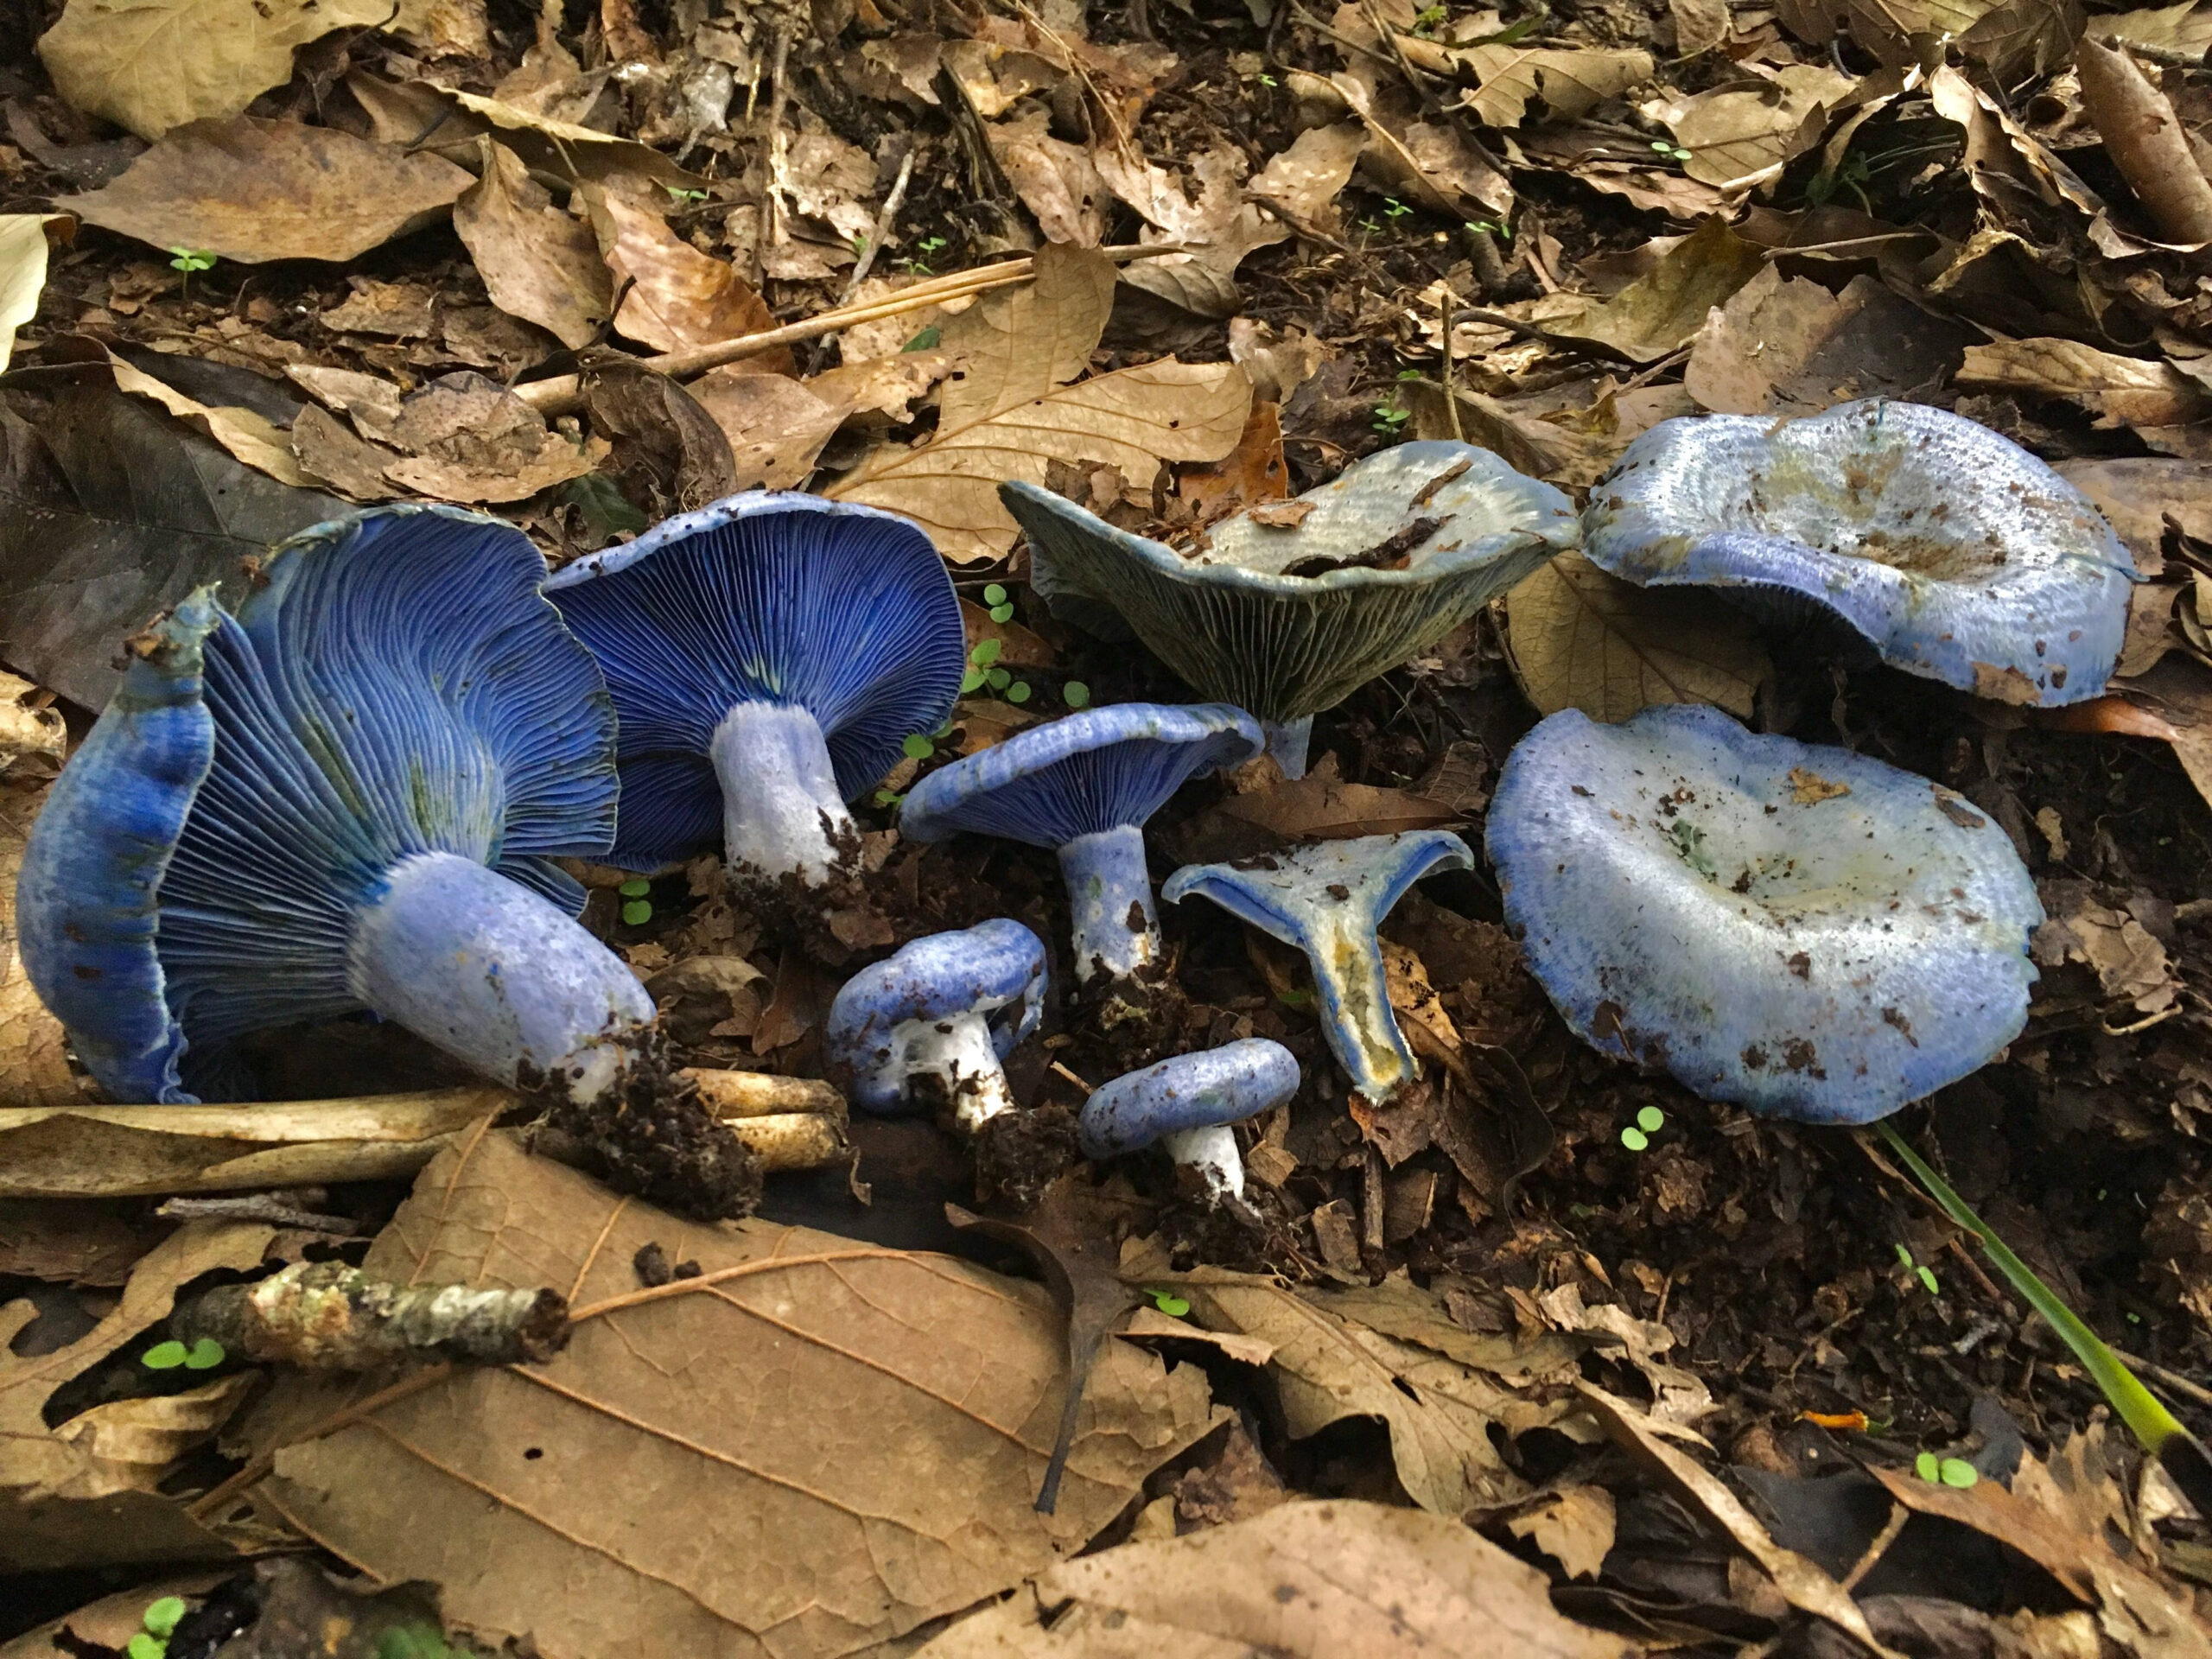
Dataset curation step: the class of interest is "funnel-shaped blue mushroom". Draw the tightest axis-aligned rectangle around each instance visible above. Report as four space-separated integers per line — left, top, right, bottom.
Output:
1486 703 2044 1125
1163 831 1473 1102
543 493 964 887
1583 401 2133 706
898 703 1263 996
825 919 1047 1133
19 507 652 1106
1004 442 1577 777
1078 1038 1300 1204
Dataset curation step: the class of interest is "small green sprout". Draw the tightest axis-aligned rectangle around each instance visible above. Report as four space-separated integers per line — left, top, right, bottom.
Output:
128 1635 163 1659
1372 402 1411 434
1620 1124 1649 1152
1006 680 1032 703
1412 3 1447 31
619 877 653 926
904 324 942 352
143 1598 187 1640
1145 1287 1192 1317
982 582 1015 623
183 1337 225 1370
1357 216 1384 238
1382 196 1414 218
874 787 905 807
1894 1242 1939 1294
903 733 937 761
1255 71 1279 86
664 186 709 203
1466 218 1513 241
1062 680 1091 709
142 1339 188 1370
168 247 214 299
1650 139 1694 165
1637 1105 1664 1134
899 234 950 276
1915 1452 1978 1487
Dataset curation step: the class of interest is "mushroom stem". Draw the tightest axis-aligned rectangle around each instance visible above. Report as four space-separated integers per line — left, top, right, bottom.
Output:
1162 1122 1243 1202
903 1011 1018 1133
1262 717 1313 780
348 852 655 1103
709 701 855 888
1057 824 1160 982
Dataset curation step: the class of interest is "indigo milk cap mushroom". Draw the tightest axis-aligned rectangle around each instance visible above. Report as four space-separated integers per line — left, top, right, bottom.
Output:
1004 442 1577 776
19 506 652 1105
1078 1038 1300 1204
1485 702 2044 1124
1582 400 2134 706
824 918 1047 1132
543 492 964 886
1162 831 1472 1102
898 702 1263 990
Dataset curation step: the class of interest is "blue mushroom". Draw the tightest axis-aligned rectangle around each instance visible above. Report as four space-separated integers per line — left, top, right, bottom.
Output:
1583 400 2134 706
1078 1038 1300 1205
1003 442 1577 777
1485 702 2044 1125
1162 831 1473 1103
824 918 1047 1134
898 702 1263 1001
19 506 653 1106
543 492 964 891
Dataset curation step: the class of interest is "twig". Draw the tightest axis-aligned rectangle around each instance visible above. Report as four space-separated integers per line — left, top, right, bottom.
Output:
157 1194 358 1234
1440 291 1466 442
2111 1344 2212 1412
753 27 792 288
830 144 916 312
1839 1502 1908 1592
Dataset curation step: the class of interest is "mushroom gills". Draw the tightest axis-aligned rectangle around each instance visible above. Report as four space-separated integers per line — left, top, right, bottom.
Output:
709 700 855 888
1058 823 1159 982
349 851 656 1103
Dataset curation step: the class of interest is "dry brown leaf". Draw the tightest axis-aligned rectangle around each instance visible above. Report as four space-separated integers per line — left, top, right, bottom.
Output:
1505 1486 1618 1580
828 245 1250 563
1673 0 1733 52
322 279 434 340
378 373 604 505
286 365 404 444
1216 773 1461 843
1503 550 1772 722
1228 318 1330 405
1 1219 273 1567
2056 458 2212 567
1178 401 1290 518
1685 268 1972 415
2089 0 2212 54
38 0 393 140
104 354 318 490
1535 1283 1711 1426
61 118 473 264
229 1133 1223 1658
0 218 66 375
1654 65 1859 188
1247 123 1365 237
0 778 92 1115
1548 217 1764 363
1452 44 1655 129
1097 144 1287 315
0 1202 150 1286
346 71 700 191
586 181 785 360
1333 72 1514 218
994 111 1110 248
962 601 1058 669
917 1500 1637 1658
393 0 489 57
1959 338 2212 431
2033 899 2180 1013
1405 380 1619 490
454 140 610 351
582 363 738 518
690 369 847 491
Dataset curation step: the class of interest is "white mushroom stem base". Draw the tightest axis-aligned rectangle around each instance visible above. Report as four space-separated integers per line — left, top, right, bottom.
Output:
709 701 855 888
1163 1122 1243 1204
348 851 656 1104
889 1012 1016 1134
1058 824 1160 983
1262 717 1313 780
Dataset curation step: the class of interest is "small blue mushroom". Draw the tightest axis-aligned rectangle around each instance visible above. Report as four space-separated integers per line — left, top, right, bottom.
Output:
19 506 652 1105
1077 1038 1300 1204
824 919 1047 1133
1485 702 2044 1125
543 492 964 888
1003 442 1577 777
1583 400 2134 706
898 702 1263 995
1162 832 1473 1103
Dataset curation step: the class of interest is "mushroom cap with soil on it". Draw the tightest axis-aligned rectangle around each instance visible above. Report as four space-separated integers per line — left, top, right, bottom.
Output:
1002 442 1578 778
1077 1038 1300 1205
896 702 1265 998
824 918 1047 1134
1581 400 2135 706
1484 702 2044 1124
19 506 654 1106
1161 831 1474 1103
543 492 965 890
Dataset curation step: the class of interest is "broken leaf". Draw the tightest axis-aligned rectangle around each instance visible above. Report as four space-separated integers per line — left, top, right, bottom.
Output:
96 349 318 490
38 0 393 141
1686 268 1972 415
378 372 604 505
828 245 1251 563
1958 338 2212 434
1654 66 1860 188
1452 45 1656 129
1548 217 1765 364
453 140 611 351
688 369 846 491
1246 123 1364 238
994 111 1110 249
346 71 700 191
227 1134 1224 1656
62 118 473 264
586 181 785 360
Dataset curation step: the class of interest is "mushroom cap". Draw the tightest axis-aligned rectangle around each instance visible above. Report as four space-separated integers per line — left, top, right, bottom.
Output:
1486 702 2044 1125
1582 401 2134 706
898 702 1264 849
1077 1038 1300 1157
543 493 965 866
823 918 1048 1108
1003 442 1578 724
18 505 619 1103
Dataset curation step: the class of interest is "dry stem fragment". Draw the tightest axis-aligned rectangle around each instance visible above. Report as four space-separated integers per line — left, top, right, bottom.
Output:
172 1260 570 1369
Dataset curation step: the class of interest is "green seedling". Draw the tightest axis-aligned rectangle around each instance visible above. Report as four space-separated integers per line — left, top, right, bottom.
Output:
619 877 652 926
873 787 905 807
899 234 950 276
1877 1120 2212 1512
1413 3 1448 31
1466 218 1512 241
1649 139 1694 165
1383 196 1414 218
1255 71 1279 86
142 1339 188 1370
903 733 938 761
1624 1103 1666 1150
982 582 1015 623
1914 1451 1979 1487
1062 680 1091 709
128 1636 163 1659
168 247 214 299
184 1337 224 1369
1145 1287 1192 1317
143 1599 187 1640
1893 1242 1939 1294
1621 1124 1650 1152
664 186 709 203
1372 402 1411 434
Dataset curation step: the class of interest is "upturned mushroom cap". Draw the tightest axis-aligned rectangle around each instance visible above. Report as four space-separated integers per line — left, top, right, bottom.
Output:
1002 442 1577 728
1077 1038 1300 1158
1582 401 2134 706
1162 831 1473 1101
19 505 637 1104
824 918 1048 1114
1486 702 2044 1125
543 492 965 867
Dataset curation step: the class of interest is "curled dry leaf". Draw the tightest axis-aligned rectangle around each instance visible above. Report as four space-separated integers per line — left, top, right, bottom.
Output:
0 217 67 374
2089 0 2212 56
2055 457 2212 565
346 71 701 190
1957 338 2212 431
993 111 1110 249
828 245 1251 563
1503 550 1773 722
223 1134 1224 1659
1449 44 1656 130
454 139 611 351
37 0 394 140
99 351 318 490
585 181 786 361
916 1500 1637 1659
1332 72 1514 219
61 117 474 264
1549 217 1764 363
1652 65 1860 188
1096 143 1287 317
1246 123 1365 238
1686 267 1973 416
1228 318 1330 406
